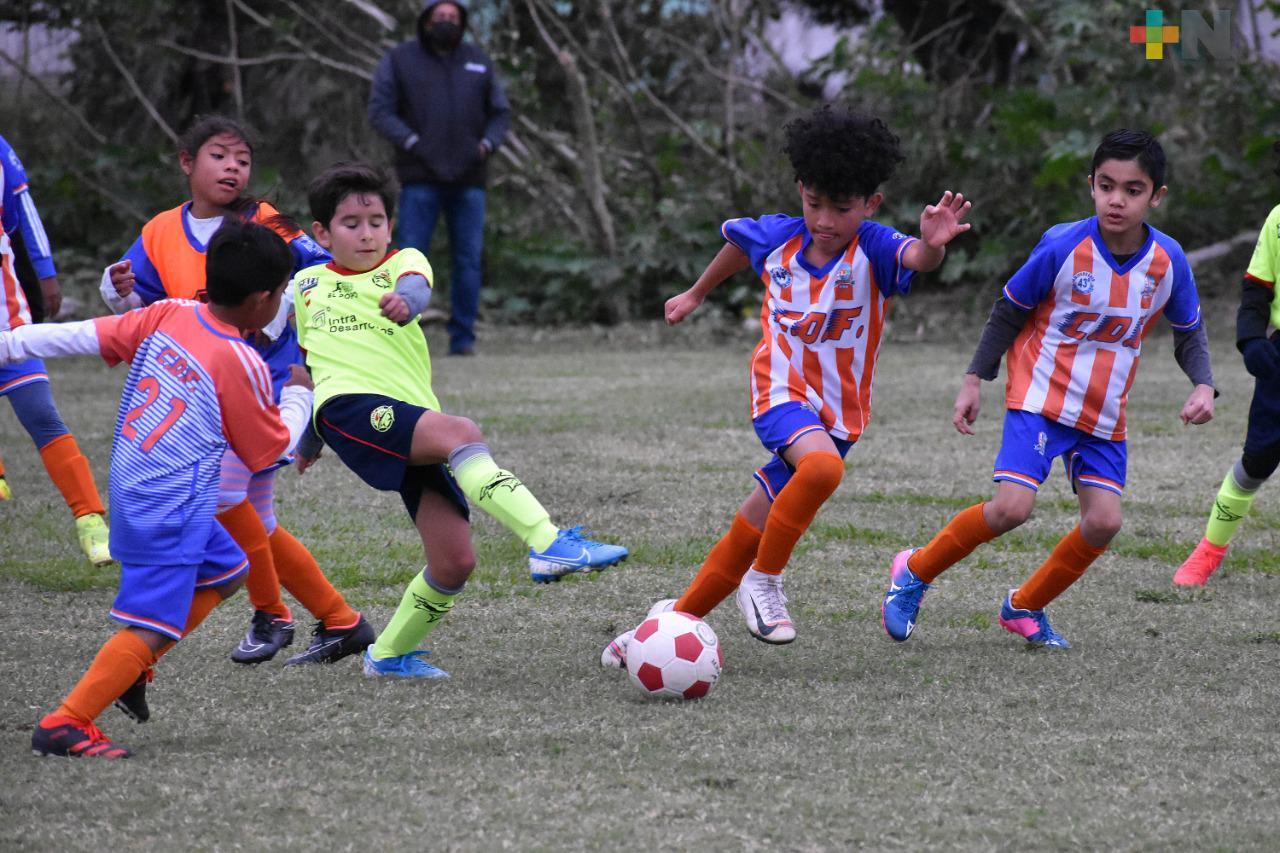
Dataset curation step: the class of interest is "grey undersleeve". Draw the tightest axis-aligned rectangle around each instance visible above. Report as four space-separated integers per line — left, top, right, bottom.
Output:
393 273 432 324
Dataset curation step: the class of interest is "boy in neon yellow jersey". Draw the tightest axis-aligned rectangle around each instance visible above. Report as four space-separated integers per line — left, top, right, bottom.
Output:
291 162 626 678
1175 197 1280 585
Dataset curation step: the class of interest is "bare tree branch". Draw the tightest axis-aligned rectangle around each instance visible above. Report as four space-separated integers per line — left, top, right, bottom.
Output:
231 0 376 80
225 0 244 121
157 40 309 66
0 46 108 145
1186 231 1256 266
524 0 616 257
93 21 179 145
283 0 386 66
341 0 398 32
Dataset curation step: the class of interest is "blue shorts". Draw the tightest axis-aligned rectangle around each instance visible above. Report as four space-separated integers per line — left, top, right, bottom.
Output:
0 357 48 396
993 410 1126 496
752 401 854 501
110 521 247 641
316 394 469 521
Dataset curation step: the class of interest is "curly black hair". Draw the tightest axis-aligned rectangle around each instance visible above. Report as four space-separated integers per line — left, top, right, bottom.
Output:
782 105 904 200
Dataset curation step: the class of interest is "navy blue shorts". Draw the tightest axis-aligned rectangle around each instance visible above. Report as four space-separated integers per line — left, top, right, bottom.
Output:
1244 373 1280 457
316 394 469 520
111 521 247 641
993 410 1127 496
0 357 48 397
751 401 853 501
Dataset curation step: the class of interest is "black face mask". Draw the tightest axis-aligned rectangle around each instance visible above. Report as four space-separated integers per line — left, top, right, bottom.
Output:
428 21 462 51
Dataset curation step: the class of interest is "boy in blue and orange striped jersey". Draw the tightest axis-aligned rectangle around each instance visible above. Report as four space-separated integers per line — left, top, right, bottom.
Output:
603 105 969 666
0 133 112 565
882 130 1215 649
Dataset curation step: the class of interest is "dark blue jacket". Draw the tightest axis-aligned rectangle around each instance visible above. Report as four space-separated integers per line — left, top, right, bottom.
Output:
368 7 511 187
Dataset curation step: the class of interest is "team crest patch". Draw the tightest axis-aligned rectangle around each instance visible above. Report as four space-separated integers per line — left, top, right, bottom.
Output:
370 405 395 432
1142 275 1157 298
372 270 393 289
834 266 853 284
1071 271 1095 296
770 266 792 287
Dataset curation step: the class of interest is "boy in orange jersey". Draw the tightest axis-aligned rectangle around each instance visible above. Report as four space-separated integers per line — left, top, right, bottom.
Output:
881 130 1216 649
603 105 970 665
2 222 314 758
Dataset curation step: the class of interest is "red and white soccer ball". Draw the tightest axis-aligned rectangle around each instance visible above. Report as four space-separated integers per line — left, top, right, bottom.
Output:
626 611 723 699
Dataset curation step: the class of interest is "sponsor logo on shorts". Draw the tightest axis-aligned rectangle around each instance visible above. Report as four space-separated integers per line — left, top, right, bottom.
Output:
370 405 395 432
1034 431 1047 456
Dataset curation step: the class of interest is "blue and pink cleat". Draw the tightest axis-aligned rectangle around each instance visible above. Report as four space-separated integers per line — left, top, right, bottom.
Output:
881 548 930 642
998 590 1069 648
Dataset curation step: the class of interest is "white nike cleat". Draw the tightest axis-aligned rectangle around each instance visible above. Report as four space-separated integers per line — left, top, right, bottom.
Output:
737 567 796 644
600 599 676 668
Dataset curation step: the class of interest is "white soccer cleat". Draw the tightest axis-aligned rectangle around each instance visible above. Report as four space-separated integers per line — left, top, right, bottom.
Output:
736 567 796 644
600 598 676 668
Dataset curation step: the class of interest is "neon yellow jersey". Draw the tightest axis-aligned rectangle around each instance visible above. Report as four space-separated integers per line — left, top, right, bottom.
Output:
1245 204 1280 329
293 248 439 416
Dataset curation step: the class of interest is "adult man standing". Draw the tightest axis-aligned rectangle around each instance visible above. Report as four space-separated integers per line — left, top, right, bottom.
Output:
369 0 511 356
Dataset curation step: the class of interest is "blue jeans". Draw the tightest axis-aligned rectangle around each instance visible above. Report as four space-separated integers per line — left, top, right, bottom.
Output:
396 182 486 353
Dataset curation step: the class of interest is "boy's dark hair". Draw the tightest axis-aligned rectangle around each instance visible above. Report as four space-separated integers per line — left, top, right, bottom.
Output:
1090 129 1166 190
307 162 398 227
178 115 254 160
205 221 292 306
783 105 904 200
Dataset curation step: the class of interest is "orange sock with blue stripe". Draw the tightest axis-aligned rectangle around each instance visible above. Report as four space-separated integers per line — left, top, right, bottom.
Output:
270 526 358 628
55 629 155 724
216 500 289 620
674 512 764 617
754 452 844 574
38 434 105 517
907 503 997 583
1011 526 1106 611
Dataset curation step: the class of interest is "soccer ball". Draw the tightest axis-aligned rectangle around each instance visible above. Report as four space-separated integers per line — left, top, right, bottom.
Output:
626 611 723 699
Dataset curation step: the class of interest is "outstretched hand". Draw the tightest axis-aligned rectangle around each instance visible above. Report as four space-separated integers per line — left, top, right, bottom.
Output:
920 191 972 249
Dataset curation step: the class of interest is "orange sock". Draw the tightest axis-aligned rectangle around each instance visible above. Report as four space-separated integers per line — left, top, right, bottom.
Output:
216 500 289 620
674 512 764 617
270 526 358 628
38 434 105 517
56 629 155 724
754 452 844 574
1011 526 1106 611
908 503 998 583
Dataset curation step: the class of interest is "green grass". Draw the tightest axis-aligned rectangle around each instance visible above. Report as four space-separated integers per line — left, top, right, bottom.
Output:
3 323 1280 850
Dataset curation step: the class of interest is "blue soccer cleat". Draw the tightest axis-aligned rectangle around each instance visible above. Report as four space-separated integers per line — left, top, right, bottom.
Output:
882 548 930 642
998 590 1069 649
362 648 450 679
529 526 628 583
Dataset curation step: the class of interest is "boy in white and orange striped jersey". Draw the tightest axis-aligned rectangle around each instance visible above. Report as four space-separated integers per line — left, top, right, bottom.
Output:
602 106 971 662
882 129 1216 650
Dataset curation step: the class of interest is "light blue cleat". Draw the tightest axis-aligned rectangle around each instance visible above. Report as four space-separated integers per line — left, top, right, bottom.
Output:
362 649 450 679
529 525 628 583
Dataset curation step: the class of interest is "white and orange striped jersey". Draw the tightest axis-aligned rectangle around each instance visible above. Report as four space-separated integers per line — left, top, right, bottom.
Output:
724 214 916 441
1002 217 1201 441
93 300 290 564
0 138 35 333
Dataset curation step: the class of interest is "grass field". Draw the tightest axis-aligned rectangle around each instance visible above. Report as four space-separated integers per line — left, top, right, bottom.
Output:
2 318 1280 851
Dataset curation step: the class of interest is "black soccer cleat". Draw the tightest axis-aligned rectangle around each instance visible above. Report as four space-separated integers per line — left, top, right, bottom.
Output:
113 667 153 723
230 610 296 664
32 715 132 759
283 614 376 666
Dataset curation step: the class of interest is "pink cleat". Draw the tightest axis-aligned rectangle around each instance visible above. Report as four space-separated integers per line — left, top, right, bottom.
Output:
1173 538 1228 587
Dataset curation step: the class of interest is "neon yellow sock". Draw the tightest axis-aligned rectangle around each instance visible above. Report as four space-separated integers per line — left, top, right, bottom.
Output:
370 571 456 660
1204 470 1258 547
451 453 558 551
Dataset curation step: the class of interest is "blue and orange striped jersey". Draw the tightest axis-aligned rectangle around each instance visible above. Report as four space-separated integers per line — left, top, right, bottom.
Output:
724 214 916 442
93 300 290 564
1001 217 1201 440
